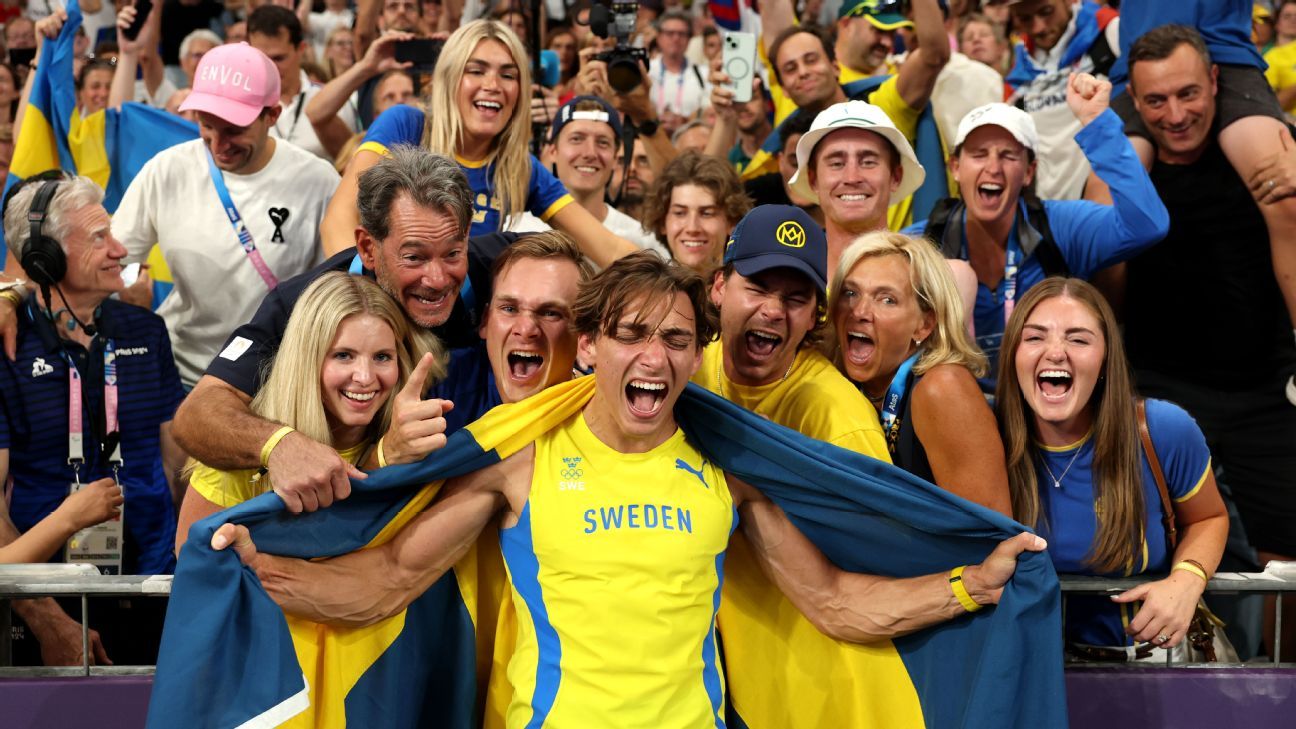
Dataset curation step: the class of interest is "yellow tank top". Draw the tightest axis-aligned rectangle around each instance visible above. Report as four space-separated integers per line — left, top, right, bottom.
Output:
499 411 734 729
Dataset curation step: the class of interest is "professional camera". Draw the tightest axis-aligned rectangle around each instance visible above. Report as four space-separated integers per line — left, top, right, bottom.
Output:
589 0 649 93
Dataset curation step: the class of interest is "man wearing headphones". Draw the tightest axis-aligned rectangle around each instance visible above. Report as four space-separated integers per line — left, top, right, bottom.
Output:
0 175 187 666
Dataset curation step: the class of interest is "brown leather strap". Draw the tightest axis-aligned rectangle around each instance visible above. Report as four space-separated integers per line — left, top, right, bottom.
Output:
1136 399 1177 551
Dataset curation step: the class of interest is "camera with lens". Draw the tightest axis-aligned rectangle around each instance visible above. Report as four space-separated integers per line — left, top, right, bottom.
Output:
589 0 649 93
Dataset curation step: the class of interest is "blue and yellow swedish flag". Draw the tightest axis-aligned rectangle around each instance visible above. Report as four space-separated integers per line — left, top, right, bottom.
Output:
3 0 196 303
149 378 1067 728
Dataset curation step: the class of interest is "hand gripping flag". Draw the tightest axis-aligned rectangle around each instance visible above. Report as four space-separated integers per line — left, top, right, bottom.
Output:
149 377 1066 729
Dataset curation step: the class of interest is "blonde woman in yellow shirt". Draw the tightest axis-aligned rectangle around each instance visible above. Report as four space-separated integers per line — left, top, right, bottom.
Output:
174 272 442 552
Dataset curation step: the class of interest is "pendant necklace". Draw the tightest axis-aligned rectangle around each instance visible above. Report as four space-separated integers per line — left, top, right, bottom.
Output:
1040 446 1083 489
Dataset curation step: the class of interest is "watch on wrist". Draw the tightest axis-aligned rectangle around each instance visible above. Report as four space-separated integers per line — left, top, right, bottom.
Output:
636 118 659 136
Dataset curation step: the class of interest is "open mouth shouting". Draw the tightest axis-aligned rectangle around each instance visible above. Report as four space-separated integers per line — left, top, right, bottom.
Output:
844 330 876 366
625 379 668 418
744 329 783 361
1036 368 1073 402
975 182 1004 208
507 349 544 382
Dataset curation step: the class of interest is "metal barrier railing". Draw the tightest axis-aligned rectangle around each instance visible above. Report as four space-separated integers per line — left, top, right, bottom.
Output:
1060 568 1296 667
0 565 171 678
3 565 1295 676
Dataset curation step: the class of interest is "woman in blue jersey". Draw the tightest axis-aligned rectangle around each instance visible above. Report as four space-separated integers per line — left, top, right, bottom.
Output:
175 273 443 549
828 231 1011 516
996 277 1228 656
320 20 636 267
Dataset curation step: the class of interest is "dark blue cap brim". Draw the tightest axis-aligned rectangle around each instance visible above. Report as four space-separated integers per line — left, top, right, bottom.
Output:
731 252 828 298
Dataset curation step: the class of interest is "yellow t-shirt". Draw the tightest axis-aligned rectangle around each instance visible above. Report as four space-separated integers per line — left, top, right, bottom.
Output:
500 412 733 728
690 343 924 728
190 441 370 508
1265 41 1296 114
692 342 891 461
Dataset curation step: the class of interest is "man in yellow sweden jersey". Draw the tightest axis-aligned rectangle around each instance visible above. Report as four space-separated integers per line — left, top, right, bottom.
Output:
212 252 1045 728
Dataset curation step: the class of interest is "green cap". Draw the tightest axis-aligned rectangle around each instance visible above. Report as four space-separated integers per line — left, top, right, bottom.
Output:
837 0 913 30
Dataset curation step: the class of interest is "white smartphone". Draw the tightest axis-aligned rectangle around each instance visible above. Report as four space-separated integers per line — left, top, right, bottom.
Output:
722 31 757 105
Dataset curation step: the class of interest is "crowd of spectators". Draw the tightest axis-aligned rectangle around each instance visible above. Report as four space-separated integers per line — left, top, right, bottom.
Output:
0 0 1290 686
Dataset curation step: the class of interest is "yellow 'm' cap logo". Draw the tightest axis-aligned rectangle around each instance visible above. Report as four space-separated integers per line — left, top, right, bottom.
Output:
776 221 806 248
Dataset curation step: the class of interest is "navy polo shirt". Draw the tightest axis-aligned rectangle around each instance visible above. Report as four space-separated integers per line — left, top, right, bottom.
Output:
428 342 502 437
0 297 184 575
206 233 517 398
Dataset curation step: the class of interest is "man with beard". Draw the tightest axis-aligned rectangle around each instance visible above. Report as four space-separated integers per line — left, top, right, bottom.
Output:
171 147 506 513
609 136 656 222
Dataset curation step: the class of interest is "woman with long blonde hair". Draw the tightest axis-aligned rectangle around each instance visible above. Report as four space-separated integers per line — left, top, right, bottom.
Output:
996 277 1227 655
828 231 1011 515
175 273 444 550
320 20 637 268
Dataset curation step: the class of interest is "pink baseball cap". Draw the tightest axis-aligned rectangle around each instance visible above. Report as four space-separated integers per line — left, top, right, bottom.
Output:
179 42 280 127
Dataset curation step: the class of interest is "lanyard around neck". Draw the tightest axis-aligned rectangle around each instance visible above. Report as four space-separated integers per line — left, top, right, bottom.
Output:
879 352 919 455
205 147 280 290
657 59 687 114
65 339 122 483
961 210 1024 326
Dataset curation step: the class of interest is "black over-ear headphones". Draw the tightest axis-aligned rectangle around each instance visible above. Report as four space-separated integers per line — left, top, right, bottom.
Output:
21 181 65 288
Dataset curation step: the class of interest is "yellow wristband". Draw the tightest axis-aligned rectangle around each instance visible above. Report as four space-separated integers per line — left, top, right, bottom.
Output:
1173 561 1208 583
949 565 984 613
0 289 22 307
376 435 389 468
260 426 295 468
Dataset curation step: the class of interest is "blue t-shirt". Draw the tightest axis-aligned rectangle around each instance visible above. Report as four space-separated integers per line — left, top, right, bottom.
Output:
1034 399 1212 646
907 110 1169 379
0 298 185 575
1110 0 1263 90
361 105 574 236
427 342 502 437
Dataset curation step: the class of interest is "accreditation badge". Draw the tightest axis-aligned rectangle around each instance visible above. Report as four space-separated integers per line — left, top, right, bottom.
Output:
65 482 124 575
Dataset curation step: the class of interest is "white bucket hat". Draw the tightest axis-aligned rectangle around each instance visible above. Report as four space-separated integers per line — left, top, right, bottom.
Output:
788 100 925 205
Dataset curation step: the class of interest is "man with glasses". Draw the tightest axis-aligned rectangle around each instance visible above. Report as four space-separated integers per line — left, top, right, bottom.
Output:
648 10 710 137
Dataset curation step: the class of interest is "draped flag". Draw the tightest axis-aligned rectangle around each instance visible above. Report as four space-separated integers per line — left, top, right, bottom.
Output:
3 0 197 284
149 378 1067 729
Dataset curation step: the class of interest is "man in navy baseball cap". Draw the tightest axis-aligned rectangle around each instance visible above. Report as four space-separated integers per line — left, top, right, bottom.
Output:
695 202 891 461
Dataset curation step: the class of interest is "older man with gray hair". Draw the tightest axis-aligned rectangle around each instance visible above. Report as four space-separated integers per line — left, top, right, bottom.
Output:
0 174 186 666
173 145 523 515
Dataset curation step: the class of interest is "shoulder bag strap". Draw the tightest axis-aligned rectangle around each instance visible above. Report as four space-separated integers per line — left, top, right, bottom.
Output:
1136 398 1177 551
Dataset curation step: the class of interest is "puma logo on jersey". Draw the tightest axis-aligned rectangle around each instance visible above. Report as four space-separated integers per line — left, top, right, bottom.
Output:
675 458 710 489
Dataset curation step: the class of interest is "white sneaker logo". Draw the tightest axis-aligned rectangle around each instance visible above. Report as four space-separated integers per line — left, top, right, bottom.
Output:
31 357 53 377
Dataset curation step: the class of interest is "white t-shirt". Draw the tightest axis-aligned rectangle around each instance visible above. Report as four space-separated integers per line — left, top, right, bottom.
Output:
647 56 710 120
134 77 178 110
271 71 358 161
508 204 669 260
1018 8 1121 200
113 138 339 386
